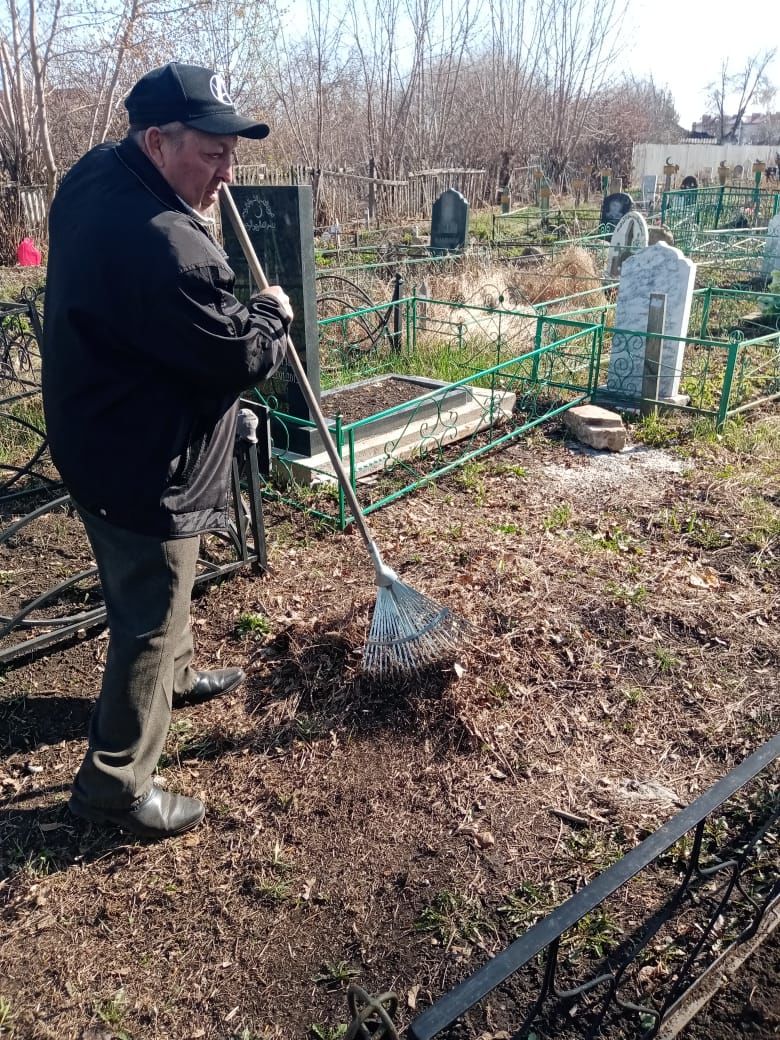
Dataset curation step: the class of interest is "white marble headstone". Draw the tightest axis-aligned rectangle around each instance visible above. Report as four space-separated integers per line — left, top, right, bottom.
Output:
605 211 649 280
606 242 697 401
761 213 780 280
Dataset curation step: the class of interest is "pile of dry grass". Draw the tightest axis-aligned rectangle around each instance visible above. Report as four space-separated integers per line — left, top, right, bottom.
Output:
403 248 607 317
415 254 518 310
515 245 606 311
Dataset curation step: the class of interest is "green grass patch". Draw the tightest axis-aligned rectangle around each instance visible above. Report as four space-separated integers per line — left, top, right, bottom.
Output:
415 889 490 945
0 396 45 465
543 503 572 532
235 612 271 638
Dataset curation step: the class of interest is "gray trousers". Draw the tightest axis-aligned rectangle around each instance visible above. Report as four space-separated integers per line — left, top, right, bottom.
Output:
74 508 200 808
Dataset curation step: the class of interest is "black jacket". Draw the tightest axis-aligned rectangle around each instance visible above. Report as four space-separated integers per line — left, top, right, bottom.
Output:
42 138 287 537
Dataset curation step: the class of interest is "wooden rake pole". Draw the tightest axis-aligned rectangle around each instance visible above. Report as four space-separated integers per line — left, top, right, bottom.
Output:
220 185 465 676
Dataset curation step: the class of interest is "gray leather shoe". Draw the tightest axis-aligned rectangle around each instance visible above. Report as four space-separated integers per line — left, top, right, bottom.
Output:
175 666 246 706
68 786 205 839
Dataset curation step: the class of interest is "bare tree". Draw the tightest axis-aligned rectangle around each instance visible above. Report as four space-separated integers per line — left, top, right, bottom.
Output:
266 0 352 163
536 0 627 186
706 50 777 143
585 78 680 183
0 0 222 198
460 0 545 194
408 0 475 164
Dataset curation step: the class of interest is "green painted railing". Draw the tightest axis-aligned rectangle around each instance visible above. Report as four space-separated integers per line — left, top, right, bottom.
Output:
253 287 779 527
661 185 780 233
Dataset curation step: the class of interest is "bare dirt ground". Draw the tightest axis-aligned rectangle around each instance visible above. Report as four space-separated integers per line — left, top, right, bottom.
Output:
0 411 778 1040
679 926 780 1039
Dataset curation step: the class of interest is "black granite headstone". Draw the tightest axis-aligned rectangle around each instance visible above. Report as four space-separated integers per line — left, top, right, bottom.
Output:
430 188 469 253
220 185 320 456
600 192 633 230
681 175 698 189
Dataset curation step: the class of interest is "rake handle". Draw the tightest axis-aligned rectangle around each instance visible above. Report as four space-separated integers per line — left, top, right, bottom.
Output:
220 185 381 563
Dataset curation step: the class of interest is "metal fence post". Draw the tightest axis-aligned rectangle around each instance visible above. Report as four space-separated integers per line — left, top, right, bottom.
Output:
699 286 713 340
641 293 667 417
530 315 544 385
390 272 403 353
714 185 726 229
718 333 742 429
334 413 346 530
368 157 376 223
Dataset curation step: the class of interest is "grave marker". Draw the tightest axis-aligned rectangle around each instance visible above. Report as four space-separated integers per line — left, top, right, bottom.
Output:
600 192 633 230
430 188 469 253
539 185 551 225
641 174 657 205
762 212 780 281
605 211 648 281
220 185 321 456
663 161 679 192
681 174 698 209
605 241 696 403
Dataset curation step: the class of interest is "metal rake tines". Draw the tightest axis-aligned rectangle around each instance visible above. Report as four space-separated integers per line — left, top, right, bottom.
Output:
363 579 465 677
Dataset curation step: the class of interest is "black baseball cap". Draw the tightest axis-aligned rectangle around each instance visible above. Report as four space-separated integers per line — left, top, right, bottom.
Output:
125 62 269 139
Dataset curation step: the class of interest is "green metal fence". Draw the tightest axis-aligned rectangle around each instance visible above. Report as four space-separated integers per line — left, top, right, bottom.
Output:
491 207 608 243
686 228 767 284
661 186 780 235
254 285 779 527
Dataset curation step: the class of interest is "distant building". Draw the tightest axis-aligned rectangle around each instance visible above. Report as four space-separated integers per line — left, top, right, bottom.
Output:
691 115 720 138
738 111 780 145
691 112 780 145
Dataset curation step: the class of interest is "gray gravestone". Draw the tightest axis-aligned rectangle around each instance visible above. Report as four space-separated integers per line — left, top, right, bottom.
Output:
681 175 698 208
430 188 469 252
600 192 633 230
641 174 657 203
220 185 320 456
762 213 780 280
606 242 696 403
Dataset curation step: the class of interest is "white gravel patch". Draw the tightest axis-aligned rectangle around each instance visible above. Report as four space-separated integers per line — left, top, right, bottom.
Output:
542 441 689 491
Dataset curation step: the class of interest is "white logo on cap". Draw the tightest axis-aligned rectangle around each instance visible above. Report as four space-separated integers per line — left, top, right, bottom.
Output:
209 74 233 106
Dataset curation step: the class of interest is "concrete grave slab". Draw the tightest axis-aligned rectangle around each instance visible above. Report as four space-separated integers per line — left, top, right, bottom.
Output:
277 375 515 485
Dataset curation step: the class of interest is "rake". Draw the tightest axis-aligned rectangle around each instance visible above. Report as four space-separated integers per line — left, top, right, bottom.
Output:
221 185 466 677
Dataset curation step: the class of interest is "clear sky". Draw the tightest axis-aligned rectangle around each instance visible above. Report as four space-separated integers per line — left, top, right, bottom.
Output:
629 0 779 128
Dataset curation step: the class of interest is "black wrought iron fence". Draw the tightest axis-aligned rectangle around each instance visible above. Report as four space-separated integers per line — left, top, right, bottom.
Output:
0 291 51 504
405 734 779 1040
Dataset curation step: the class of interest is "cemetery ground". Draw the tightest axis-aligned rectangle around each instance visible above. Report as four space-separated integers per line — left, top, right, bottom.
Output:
0 407 778 1040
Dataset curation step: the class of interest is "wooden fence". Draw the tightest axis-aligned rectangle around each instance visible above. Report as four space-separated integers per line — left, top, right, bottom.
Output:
1 163 491 249
233 162 489 228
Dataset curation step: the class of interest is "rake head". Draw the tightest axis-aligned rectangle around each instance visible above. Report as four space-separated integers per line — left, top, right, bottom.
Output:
362 576 466 678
